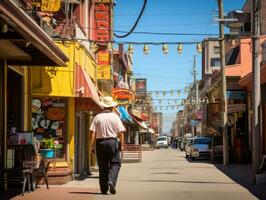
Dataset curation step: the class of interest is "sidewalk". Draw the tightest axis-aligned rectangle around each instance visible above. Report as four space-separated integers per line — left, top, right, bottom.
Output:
1 186 99 200
214 164 266 200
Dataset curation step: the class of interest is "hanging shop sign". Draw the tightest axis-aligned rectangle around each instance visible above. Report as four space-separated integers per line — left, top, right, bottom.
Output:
135 78 147 96
227 104 246 113
98 50 110 65
32 0 61 12
97 65 111 80
112 88 135 105
226 91 246 100
94 0 111 44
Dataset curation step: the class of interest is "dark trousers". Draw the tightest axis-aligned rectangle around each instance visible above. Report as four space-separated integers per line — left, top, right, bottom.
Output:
96 138 121 193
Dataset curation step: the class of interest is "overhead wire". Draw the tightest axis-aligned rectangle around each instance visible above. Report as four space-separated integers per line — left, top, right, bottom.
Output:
114 0 148 38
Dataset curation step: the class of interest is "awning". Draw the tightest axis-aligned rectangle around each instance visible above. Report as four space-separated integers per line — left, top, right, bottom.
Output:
118 106 134 124
75 64 102 112
148 128 155 134
239 63 266 92
0 0 68 66
129 111 148 130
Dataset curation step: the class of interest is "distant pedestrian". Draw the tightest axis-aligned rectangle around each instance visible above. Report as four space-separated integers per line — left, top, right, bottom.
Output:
90 96 125 195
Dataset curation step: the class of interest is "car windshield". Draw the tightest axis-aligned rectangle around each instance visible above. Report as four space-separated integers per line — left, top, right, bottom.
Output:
194 138 211 144
157 137 167 141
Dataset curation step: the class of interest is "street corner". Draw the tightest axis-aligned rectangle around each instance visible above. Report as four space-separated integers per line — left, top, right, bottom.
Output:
4 187 100 200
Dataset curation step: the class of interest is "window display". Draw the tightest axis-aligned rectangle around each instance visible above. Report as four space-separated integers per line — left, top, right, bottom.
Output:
32 98 66 159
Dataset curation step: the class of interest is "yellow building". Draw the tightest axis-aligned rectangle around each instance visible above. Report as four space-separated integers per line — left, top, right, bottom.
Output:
30 41 102 183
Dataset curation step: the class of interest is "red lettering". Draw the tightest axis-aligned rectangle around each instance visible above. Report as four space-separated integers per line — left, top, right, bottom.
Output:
95 3 109 12
96 20 109 29
97 35 109 41
95 12 109 20
97 28 108 35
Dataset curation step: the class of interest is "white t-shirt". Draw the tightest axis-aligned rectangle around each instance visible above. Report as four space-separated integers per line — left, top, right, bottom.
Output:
90 111 126 139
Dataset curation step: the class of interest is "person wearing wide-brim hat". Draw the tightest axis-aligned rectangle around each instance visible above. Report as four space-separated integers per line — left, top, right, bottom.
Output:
89 96 125 195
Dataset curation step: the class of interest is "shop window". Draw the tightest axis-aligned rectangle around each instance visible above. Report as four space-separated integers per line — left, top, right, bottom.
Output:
32 98 66 160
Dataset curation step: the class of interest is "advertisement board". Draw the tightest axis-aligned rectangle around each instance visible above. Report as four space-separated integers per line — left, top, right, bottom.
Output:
97 65 111 80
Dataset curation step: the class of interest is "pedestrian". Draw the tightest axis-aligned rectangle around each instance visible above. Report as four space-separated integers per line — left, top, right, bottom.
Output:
89 96 125 195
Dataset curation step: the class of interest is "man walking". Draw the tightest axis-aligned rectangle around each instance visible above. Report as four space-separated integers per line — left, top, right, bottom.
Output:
90 96 125 195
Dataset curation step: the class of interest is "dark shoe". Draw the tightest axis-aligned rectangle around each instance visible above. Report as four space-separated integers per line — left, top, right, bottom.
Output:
101 191 108 195
108 182 116 194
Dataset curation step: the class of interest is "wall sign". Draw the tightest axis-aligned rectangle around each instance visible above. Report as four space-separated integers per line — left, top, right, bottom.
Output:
32 0 61 12
94 1 111 44
98 50 110 65
97 65 111 80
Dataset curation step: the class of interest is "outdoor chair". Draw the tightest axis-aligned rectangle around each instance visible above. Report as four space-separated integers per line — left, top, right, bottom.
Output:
34 159 51 189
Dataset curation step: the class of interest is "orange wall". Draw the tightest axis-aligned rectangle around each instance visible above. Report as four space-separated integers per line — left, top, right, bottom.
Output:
225 38 266 79
225 38 252 78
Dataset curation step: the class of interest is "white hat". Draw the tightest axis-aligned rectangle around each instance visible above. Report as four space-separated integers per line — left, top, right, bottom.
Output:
100 96 117 108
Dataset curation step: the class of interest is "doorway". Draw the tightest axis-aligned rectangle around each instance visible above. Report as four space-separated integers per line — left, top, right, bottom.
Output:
74 112 89 176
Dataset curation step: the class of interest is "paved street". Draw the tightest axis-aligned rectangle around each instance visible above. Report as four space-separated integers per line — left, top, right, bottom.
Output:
4 149 266 200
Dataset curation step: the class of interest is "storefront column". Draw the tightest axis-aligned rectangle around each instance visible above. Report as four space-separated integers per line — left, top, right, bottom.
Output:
0 60 7 191
68 98 75 167
134 132 139 145
0 60 4 192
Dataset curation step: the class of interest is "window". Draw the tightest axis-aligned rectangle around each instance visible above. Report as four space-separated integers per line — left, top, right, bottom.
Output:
32 98 66 160
210 58 221 68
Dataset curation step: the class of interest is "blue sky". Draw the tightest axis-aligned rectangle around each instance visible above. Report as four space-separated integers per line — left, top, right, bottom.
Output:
114 0 246 133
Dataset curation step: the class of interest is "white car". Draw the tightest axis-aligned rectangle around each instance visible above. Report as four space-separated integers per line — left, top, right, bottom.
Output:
156 136 169 149
186 137 212 160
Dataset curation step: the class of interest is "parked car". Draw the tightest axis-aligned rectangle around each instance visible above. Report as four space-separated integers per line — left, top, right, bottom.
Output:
210 136 223 162
186 137 212 160
156 136 169 149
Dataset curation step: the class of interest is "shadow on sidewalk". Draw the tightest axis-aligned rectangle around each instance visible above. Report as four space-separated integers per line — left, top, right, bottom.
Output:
0 189 22 200
73 174 99 181
215 164 266 200
69 191 102 195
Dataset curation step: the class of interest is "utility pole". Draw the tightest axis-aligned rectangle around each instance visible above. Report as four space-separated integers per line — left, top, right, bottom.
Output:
192 55 198 137
218 0 229 166
193 55 199 107
252 0 261 184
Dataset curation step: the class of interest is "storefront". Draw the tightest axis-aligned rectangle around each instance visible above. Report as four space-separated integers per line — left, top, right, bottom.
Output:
226 90 248 163
0 0 68 192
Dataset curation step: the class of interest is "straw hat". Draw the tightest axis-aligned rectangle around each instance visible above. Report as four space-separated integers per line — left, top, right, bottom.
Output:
100 96 117 108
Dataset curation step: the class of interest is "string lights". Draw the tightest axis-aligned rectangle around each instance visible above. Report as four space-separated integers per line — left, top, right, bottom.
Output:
177 43 183 54
143 44 149 54
55 37 203 55
128 44 134 54
162 43 169 54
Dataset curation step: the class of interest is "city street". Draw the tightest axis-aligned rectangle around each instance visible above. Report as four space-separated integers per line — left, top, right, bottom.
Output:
5 149 266 200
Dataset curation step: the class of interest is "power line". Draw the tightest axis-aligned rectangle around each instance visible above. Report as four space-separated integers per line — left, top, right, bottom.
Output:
114 30 218 36
114 11 218 17
114 0 147 38
116 22 214 27
52 23 219 37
